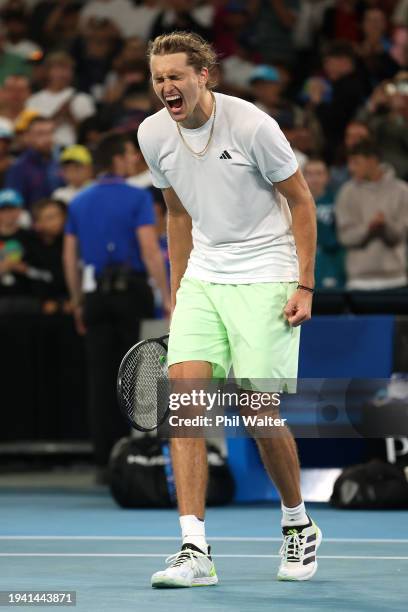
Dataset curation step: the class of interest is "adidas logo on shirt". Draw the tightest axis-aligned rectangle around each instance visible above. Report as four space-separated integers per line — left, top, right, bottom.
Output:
219 150 232 159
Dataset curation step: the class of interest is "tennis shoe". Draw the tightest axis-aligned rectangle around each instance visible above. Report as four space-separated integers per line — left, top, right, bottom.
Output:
277 516 322 581
151 543 218 588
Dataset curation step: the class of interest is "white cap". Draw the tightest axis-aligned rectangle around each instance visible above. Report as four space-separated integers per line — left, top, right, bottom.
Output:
0 116 14 139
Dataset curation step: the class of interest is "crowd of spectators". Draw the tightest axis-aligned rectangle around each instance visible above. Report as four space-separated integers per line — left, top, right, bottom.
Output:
1 0 408 315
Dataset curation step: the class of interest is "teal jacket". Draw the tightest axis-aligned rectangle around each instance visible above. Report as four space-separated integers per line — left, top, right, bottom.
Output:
315 190 345 289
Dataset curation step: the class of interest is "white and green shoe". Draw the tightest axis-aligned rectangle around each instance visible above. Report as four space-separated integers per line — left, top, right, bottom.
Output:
151 543 218 588
277 517 322 581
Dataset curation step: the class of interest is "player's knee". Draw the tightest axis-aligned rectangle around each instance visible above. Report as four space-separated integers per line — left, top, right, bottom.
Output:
170 437 206 451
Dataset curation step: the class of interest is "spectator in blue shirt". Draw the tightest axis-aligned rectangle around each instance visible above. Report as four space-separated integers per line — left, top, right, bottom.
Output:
5 116 63 209
63 132 170 480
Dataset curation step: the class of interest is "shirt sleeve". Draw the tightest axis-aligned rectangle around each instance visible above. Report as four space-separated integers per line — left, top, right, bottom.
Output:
132 188 155 228
71 94 96 121
137 121 170 189
250 117 298 185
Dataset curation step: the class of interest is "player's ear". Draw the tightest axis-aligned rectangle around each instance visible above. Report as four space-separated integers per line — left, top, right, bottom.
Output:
199 67 209 88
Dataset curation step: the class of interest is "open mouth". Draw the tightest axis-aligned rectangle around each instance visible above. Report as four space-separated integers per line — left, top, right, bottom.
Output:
165 94 183 111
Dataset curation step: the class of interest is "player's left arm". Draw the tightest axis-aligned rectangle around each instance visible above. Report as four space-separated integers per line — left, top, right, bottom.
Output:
275 168 317 327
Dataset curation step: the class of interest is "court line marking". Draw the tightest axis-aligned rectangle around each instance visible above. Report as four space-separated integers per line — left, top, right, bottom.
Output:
0 536 407 544
0 553 407 560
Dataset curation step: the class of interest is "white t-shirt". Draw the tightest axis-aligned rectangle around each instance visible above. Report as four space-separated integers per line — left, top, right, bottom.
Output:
26 88 95 147
221 55 256 88
52 184 93 205
138 93 299 283
5 40 42 60
124 5 161 39
80 0 136 37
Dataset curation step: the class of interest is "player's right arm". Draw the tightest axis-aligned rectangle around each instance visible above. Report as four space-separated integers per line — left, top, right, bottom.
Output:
162 187 193 312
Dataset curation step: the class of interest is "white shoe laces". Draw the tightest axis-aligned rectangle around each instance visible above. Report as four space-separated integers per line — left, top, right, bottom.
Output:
165 548 207 568
280 531 305 562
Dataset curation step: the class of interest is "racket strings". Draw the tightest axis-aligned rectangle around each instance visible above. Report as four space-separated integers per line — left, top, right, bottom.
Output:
120 341 169 431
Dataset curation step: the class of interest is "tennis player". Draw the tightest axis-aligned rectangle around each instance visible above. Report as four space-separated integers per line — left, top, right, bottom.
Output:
138 31 321 588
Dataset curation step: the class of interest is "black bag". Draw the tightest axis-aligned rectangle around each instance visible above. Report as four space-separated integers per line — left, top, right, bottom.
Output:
207 443 236 506
109 436 235 508
330 459 408 509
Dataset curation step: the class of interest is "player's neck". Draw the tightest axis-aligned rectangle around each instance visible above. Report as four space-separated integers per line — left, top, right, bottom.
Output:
180 89 214 130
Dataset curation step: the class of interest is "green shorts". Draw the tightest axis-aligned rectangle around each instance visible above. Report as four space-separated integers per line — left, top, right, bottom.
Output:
168 277 300 391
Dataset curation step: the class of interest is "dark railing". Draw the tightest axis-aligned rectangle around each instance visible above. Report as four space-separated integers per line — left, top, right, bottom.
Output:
0 311 88 444
0 289 407 454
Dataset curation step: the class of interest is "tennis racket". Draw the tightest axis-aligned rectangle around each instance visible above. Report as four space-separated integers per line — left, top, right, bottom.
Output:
117 334 170 432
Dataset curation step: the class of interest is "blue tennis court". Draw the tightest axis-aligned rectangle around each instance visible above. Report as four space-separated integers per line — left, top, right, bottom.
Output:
1 489 407 611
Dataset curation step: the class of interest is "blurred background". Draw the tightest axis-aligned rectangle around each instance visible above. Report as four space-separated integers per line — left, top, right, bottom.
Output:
0 0 408 504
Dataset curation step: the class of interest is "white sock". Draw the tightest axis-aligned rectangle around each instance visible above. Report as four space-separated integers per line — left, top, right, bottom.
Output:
281 501 308 526
179 514 207 552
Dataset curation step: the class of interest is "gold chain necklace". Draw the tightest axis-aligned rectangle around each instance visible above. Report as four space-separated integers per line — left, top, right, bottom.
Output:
176 92 216 158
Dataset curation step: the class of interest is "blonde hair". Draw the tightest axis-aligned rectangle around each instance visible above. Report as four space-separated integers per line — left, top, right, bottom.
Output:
148 31 218 89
